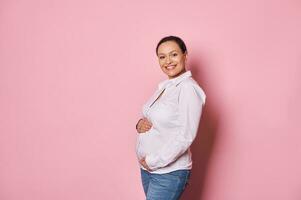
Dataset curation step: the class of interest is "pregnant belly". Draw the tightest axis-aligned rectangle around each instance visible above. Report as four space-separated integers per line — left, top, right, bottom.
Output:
136 128 167 159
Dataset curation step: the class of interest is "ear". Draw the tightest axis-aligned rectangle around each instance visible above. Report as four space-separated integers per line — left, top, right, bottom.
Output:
184 52 188 60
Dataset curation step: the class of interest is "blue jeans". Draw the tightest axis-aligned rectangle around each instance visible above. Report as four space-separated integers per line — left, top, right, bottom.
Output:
140 168 191 200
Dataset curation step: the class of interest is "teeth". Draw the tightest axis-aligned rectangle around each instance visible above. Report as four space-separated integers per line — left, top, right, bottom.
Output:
166 65 176 69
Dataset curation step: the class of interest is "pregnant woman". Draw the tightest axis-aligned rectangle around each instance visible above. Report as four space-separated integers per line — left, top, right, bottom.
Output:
135 35 206 200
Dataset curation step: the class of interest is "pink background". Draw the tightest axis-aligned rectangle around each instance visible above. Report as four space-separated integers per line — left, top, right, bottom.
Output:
1 0 300 199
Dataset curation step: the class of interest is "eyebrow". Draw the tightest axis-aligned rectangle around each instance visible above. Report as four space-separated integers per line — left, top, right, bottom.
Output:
158 50 178 56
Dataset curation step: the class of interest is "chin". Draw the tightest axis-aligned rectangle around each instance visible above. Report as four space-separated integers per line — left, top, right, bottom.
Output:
166 71 180 78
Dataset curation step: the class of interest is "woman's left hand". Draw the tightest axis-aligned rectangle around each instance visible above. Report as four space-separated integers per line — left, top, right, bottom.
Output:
139 157 152 171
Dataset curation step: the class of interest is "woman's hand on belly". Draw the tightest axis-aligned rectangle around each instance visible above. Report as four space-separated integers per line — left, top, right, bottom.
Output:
139 157 152 171
136 117 152 133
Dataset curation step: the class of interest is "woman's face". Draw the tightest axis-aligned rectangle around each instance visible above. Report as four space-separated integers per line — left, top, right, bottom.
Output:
157 41 187 79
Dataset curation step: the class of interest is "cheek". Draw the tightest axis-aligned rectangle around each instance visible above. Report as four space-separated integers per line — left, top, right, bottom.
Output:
173 56 182 63
178 58 186 65
159 60 165 67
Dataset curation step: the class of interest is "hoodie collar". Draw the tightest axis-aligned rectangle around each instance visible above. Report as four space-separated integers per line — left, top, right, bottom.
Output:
158 70 192 90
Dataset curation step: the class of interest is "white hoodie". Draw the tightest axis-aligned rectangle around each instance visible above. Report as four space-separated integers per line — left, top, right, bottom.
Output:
136 70 206 174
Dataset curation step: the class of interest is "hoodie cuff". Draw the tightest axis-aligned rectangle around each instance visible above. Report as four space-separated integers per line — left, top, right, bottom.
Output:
145 154 160 171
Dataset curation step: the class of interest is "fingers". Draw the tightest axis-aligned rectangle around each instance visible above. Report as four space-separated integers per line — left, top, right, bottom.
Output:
142 117 152 124
137 118 153 133
143 121 152 129
142 118 152 128
139 158 151 171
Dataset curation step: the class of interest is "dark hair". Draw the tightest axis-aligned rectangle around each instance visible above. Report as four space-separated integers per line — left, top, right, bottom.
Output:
156 36 187 55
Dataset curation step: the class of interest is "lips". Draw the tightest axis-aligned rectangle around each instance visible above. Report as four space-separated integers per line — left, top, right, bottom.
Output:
166 64 177 70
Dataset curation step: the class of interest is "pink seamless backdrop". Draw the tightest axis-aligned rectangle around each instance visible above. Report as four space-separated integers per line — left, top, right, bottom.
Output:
1 0 300 199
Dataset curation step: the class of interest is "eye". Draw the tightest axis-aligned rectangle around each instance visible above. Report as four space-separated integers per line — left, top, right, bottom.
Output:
159 56 165 59
172 53 178 56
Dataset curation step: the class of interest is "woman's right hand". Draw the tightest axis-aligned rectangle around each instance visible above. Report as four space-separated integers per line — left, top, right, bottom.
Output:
136 117 152 133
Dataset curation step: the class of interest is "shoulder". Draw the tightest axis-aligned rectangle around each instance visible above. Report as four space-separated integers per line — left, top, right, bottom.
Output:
177 78 206 105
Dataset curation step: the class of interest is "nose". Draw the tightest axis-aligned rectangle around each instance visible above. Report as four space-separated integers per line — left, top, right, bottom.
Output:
165 56 171 64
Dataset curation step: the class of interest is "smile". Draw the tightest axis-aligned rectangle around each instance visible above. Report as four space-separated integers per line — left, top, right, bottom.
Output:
166 64 177 70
